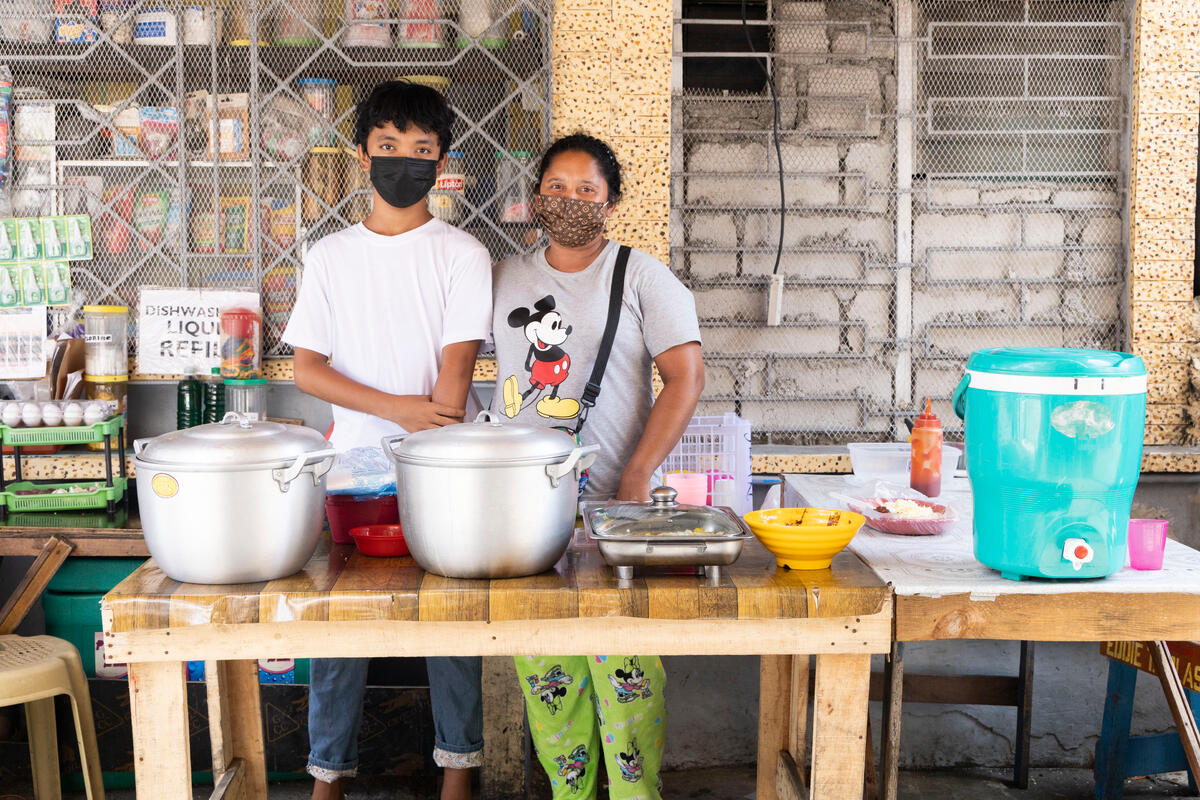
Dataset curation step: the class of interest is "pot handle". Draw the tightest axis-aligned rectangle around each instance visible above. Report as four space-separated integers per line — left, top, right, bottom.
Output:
272 448 337 492
380 433 410 464
133 438 148 456
221 411 254 428
475 410 502 425
546 444 600 488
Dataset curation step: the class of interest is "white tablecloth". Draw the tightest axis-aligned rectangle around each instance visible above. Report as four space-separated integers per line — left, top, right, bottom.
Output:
784 474 1200 599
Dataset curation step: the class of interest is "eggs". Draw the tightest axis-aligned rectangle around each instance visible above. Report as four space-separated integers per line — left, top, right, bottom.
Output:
21 402 42 427
62 402 84 427
83 402 107 426
41 402 63 426
1 402 21 427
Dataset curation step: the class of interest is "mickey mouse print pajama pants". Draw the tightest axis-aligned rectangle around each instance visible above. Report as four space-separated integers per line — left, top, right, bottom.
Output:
515 655 667 800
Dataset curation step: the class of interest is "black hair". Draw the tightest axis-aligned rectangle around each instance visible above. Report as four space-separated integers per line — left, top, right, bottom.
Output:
536 133 622 200
353 81 455 156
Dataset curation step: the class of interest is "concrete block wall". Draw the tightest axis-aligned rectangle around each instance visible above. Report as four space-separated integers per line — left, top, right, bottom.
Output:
677 0 899 442
1129 0 1199 445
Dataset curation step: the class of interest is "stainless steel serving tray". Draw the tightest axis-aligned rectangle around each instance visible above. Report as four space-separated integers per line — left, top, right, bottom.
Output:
581 490 752 584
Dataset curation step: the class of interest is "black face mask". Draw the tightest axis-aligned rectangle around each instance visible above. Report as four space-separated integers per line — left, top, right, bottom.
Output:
369 155 438 209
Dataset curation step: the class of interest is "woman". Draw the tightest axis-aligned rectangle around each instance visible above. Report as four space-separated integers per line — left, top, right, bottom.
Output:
492 134 705 798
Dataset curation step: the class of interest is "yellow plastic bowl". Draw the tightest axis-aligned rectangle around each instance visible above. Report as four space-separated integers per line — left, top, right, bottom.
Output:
743 507 866 570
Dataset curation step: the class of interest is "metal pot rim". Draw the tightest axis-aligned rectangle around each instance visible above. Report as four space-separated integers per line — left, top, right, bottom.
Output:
134 454 297 471
391 452 565 468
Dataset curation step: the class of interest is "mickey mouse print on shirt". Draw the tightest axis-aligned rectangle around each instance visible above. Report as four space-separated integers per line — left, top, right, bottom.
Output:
501 295 582 421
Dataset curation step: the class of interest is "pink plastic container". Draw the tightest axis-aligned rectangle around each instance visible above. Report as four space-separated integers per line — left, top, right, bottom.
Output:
1127 518 1168 570
325 493 399 544
664 472 708 505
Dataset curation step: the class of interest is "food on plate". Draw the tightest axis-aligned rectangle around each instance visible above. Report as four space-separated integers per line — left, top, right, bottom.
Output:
871 498 947 520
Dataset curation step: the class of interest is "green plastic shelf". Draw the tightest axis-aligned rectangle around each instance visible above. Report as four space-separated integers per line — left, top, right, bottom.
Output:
0 416 125 447
0 478 128 512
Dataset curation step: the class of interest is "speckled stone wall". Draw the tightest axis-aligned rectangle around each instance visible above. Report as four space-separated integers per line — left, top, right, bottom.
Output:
550 0 673 265
1130 0 1199 445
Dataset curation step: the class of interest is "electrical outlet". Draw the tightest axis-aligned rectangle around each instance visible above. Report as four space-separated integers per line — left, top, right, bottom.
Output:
766 273 784 326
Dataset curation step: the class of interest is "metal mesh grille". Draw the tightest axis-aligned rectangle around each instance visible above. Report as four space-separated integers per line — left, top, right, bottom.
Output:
1 0 551 356
673 0 1131 444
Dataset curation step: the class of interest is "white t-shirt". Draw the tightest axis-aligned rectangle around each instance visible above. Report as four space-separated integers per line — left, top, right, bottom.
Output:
283 219 492 452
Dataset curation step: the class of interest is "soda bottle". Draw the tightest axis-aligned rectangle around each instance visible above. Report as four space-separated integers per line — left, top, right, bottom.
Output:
176 372 202 429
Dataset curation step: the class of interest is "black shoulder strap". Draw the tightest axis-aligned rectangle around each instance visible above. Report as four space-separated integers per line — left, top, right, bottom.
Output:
575 244 631 435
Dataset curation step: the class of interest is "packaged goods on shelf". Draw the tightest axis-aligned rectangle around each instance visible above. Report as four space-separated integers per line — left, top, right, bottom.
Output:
274 0 322 44
343 0 390 46
0 1 52 42
262 264 297 325
132 189 169 248
260 95 310 161
210 93 249 160
111 105 140 156
138 106 180 160
134 5 177 44
266 197 296 248
182 3 223 45
54 0 99 42
397 0 442 47
98 185 134 253
98 0 133 43
220 195 257 253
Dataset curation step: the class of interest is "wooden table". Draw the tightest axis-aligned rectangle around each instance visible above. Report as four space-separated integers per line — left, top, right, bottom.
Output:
101 530 891 800
0 506 144 633
786 474 1200 800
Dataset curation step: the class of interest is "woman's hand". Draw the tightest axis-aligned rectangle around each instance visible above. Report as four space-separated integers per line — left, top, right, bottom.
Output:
615 471 652 502
385 395 465 432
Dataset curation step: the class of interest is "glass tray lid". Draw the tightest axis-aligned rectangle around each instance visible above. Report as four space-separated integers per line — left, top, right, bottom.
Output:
582 487 750 540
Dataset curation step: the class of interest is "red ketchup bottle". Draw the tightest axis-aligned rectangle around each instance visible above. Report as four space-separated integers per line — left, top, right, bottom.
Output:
910 397 943 498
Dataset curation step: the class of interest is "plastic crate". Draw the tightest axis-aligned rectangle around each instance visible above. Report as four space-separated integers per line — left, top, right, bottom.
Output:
658 413 752 514
0 415 123 447
0 478 128 512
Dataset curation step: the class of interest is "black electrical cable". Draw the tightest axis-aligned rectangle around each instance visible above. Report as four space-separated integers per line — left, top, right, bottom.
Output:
741 0 785 277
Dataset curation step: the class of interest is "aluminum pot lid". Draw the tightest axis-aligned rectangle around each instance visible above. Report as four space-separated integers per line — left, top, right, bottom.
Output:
585 488 749 540
392 411 576 466
135 412 330 467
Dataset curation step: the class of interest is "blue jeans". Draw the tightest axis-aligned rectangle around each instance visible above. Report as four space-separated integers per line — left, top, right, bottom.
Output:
307 656 483 780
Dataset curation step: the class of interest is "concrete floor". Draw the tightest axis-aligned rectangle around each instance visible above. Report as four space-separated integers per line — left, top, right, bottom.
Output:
16 766 1198 799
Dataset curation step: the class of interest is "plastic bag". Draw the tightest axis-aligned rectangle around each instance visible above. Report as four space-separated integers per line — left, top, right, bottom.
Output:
832 481 958 536
326 446 396 496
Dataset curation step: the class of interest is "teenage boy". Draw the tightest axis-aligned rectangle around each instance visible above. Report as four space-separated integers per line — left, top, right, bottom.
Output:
283 81 489 800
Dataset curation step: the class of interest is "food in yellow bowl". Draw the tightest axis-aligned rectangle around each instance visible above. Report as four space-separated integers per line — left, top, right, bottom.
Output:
742 507 866 570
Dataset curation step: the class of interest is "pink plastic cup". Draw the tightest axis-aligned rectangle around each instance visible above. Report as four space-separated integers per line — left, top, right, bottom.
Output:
664 472 708 505
1127 518 1168 570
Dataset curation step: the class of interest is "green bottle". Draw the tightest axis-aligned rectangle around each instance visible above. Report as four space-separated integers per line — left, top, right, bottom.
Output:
203 367 225 424
176 372 201 429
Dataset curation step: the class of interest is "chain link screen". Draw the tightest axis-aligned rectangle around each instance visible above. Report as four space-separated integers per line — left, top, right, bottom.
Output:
674 0 1131 444
1 0 551 357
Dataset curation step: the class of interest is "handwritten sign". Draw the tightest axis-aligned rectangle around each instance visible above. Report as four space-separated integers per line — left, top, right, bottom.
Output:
1101 641 1200 693
137 287 259 375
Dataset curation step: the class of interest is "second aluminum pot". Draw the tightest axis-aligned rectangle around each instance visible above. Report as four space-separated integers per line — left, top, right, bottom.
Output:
383 411 598 579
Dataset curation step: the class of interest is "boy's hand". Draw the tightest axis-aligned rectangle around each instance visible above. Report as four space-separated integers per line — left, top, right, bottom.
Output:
387 395 466 432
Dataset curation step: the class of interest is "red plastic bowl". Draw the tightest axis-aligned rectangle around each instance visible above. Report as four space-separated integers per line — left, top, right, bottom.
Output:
325 493 399 544
854 497 956 535
349 524 409 557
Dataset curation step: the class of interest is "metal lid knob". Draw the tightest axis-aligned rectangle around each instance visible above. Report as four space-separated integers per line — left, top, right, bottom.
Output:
650 485 678 507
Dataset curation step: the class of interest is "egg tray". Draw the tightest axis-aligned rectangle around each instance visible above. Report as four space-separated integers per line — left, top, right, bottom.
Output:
0 415 124 447
0 478 128 512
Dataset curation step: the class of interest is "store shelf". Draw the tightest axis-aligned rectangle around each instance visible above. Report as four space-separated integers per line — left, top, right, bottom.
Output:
59 159 254 168
3 39 544 82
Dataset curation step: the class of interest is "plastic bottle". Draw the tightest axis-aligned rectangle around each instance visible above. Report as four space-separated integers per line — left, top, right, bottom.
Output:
176 371 202 429
909 397 943 498
203 366 225 424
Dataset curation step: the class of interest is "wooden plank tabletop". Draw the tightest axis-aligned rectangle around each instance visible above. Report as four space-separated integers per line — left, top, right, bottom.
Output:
0 508 145 557
103 530 889 634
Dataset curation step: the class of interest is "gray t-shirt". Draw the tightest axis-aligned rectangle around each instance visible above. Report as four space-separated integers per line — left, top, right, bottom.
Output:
491 241 702 500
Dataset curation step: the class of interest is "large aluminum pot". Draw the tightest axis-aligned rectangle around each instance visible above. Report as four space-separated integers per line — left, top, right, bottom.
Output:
134 412 336 584
383 411 598 579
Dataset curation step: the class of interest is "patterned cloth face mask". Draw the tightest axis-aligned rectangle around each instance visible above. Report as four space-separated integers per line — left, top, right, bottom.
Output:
533 194 609 248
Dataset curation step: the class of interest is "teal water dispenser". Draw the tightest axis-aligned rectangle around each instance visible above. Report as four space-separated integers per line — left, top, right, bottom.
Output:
952 347 1147 580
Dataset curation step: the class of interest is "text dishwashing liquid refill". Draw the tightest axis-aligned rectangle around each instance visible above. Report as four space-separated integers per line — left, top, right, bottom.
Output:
909 397 943 498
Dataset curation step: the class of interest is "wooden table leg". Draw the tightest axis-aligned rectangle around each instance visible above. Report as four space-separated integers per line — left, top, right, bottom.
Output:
1148 641 1200 781
881 640 904 800
0 536 73 634
206 659 268 800
1014 641 1035 789
129 661 192 799
1093 658 1136 800
810 653 872 800
789 654 810 767
758 654 793 800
